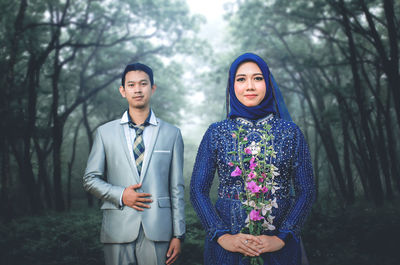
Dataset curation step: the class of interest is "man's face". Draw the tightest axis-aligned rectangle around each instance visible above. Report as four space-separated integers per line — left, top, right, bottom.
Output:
119 70 156 110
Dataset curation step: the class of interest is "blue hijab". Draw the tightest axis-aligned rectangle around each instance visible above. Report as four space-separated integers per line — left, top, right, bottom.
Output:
227 53 292 121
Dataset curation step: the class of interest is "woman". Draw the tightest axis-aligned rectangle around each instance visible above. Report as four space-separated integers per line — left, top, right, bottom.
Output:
190 53 315 265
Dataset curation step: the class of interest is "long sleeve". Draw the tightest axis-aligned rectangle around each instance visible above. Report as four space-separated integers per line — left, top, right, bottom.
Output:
170 129 185 237
278 126 316 243
83 128 125 207
190 126 230 240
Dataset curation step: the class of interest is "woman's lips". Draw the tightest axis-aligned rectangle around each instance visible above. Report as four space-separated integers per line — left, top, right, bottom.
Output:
244 94 257 99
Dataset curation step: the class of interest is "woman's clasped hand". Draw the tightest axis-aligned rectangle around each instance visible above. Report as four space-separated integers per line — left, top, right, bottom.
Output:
217 233 285 256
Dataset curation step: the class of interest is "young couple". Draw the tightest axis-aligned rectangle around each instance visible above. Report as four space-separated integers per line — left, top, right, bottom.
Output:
83 53 315 265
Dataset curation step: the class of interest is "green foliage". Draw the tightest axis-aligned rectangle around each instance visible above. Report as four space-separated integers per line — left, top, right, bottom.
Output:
303 200 400 265
0 209 103 265
1 200 400 265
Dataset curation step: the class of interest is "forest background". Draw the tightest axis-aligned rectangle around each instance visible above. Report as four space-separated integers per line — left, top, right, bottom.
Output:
1 0 399 264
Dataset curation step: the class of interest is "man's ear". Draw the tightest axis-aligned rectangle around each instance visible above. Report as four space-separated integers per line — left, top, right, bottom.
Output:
119 86 126 98
151 84 157 95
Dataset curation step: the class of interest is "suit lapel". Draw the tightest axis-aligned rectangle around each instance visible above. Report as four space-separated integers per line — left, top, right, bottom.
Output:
118 124 140 183
140 118 161 182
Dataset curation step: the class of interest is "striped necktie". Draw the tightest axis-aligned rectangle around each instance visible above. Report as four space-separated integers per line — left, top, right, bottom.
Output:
131 124 146 176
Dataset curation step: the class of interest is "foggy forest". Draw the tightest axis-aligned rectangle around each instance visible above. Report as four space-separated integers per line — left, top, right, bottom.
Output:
1 0 399 264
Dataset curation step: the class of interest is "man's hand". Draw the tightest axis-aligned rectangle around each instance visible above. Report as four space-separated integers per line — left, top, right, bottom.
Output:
217 233 262 256
166 237 181 265
122 183 152 211
256 235 285 253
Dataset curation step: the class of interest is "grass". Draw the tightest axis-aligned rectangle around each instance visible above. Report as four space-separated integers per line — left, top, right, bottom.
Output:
1 199 399 265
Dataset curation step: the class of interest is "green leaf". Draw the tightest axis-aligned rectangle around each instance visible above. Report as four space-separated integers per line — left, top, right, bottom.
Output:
243 157 252 162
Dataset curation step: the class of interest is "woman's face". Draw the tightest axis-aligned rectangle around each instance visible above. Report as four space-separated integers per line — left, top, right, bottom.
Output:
234 61 266 107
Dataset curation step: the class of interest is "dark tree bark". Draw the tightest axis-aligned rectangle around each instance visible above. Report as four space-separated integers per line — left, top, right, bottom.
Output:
67 119 83 210
337 0 383 205
34 139 53 209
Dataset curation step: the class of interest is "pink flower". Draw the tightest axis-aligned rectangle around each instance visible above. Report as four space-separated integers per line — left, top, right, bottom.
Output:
231 166 242 177
261 186 269 193
232 133 237 138
249 157 257 170
249 209 264 221
258 178 264 182
248 171 256 179
228 162 234 167
244 148 252 154
247 181 261 193
244 137 248 141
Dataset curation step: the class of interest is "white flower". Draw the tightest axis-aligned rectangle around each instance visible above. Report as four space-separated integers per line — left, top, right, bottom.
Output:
262 203 272 215
271 198 278 208
248 141 261 155
270 164 280 177
267 215 275 223
271 185 280 194
266 223 276 230
245 215 250 227
262 219 276 230
242 200 256 208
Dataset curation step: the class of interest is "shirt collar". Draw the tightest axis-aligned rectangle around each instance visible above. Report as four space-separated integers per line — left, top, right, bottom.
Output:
120 109 157 126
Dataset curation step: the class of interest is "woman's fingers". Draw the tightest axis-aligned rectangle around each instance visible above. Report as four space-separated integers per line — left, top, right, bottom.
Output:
237 238 261 256
241 234 263 244
237 243 259 256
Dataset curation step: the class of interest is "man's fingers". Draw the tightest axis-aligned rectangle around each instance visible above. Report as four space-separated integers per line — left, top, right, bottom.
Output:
166 243 175 257
166 246 174 263
166 256 177 265
134 202 150 208
137 193 152 197
131 183 141 189
137 197 153 203
166 248 178 265
132 205 144 211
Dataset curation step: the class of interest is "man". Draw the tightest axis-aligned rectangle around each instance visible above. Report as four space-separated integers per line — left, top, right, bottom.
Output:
83 63 185 265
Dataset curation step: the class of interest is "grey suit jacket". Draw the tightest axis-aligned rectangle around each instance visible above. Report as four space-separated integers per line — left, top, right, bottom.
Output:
83 117 185 243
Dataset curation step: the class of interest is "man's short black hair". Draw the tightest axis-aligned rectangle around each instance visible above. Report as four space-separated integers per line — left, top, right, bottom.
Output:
121 63 154 87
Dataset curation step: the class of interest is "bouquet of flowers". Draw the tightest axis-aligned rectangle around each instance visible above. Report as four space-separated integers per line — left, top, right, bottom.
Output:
229 124 280 265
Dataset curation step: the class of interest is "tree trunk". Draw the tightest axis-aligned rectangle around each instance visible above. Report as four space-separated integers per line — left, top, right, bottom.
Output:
34 140 53 209
52 44 65 211
338 0 384 205
0 139 12 221
67 119 83 210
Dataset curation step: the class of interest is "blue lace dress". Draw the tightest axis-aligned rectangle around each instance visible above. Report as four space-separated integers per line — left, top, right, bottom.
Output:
190 115 316 265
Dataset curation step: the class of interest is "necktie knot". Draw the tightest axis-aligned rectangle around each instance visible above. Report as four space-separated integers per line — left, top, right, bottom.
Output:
128 121 147 131
134 125 145 135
